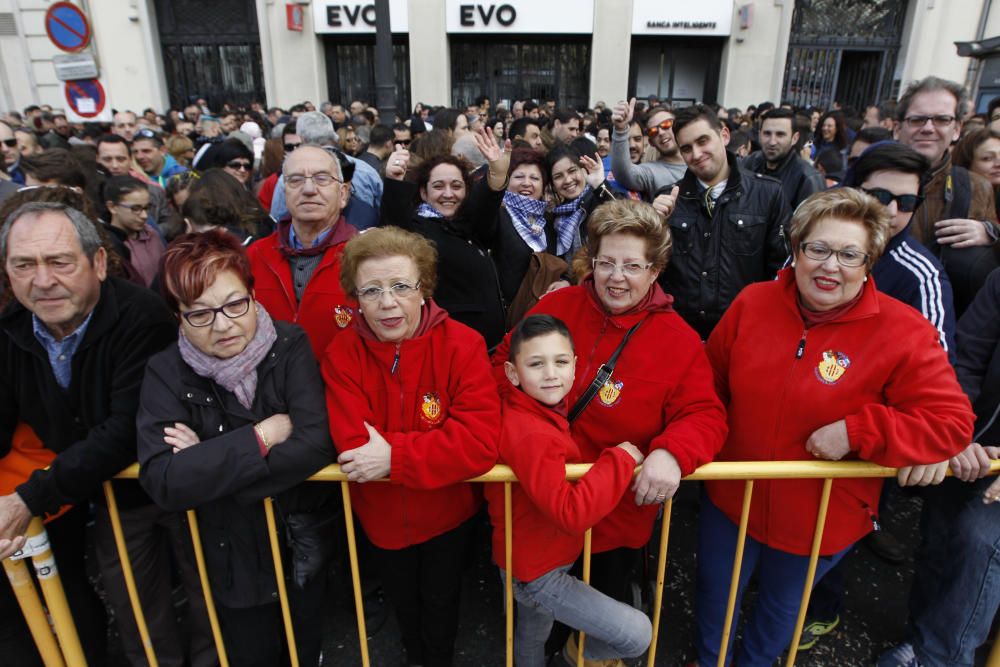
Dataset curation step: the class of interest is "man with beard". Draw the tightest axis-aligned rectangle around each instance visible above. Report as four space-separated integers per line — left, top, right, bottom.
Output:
743 108 825 209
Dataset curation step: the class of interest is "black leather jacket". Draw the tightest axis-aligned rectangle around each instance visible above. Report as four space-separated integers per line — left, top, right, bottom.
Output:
742 148 826 209
655 152 791 339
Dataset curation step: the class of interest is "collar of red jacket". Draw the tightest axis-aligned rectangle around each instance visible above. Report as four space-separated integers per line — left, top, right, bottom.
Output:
353 298 450 344
778 266 880 324
581 274 674 326
276 217 354 258
502 379 570 430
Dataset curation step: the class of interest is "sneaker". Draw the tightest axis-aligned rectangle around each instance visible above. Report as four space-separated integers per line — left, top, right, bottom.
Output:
876 642 925 667
561 634 627 666
797 614 840 650
865 530 906 565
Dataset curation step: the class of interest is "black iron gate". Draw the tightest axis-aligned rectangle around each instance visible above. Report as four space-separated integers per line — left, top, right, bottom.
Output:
154 0 265 111
782 0 909 110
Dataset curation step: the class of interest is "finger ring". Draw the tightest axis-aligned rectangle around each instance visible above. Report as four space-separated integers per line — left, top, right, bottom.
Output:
393 160 400 165
655 493 666 499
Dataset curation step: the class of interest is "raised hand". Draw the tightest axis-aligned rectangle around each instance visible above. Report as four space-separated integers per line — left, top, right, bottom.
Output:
385 143 411 181
579 153 605 188
612 98 637 132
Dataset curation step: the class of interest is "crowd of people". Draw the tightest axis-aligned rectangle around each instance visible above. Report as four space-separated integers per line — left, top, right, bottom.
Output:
0 75 997 667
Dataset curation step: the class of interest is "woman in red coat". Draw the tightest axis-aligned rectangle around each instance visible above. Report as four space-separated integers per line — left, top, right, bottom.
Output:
694 188 975 667
493 198 729 625
322 226 500 667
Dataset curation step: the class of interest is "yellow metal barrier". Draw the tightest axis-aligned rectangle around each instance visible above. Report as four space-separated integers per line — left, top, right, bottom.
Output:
9 460 1000 667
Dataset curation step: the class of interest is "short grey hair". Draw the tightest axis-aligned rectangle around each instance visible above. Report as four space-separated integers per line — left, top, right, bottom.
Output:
297 111 339 147
896 76 967 121
1 202 103 262
281 145 343 181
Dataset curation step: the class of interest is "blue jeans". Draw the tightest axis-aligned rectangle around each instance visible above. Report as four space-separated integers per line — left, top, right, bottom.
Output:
909 477 1000 667
695 494 848 667
501 565 652 667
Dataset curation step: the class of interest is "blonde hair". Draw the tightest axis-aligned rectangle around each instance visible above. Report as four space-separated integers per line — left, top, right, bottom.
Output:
572 199 672 278
790 188 891 265
340 227 438 297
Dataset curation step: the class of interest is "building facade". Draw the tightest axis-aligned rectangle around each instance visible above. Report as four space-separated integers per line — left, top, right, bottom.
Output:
1 0 998 116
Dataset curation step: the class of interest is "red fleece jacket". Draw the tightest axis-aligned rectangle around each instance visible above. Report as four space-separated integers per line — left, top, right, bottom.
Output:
247 218 358 359
323 301 501 549
485 386 637 581
493 280 728 552
705 269 974 555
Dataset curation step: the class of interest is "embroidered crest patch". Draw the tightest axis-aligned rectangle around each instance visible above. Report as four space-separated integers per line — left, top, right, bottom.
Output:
598 379 624 407
815 350 851 385
334 305 353 328
420 392 444 425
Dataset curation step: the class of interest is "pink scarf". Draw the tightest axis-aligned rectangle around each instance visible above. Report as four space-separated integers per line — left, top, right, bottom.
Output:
178 303 278 409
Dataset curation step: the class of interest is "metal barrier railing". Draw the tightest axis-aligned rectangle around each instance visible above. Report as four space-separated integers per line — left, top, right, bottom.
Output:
8 460 1000 667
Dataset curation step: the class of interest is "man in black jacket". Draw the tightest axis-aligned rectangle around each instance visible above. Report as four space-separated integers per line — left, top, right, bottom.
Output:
0 202 212 666
742 107 826 209
654 104 791 339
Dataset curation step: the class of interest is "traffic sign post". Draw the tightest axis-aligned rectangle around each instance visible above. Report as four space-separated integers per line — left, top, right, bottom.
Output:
45 2 91 53
64 78 110 123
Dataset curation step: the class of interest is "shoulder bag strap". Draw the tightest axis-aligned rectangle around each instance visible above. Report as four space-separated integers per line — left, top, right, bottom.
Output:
567 318 645 423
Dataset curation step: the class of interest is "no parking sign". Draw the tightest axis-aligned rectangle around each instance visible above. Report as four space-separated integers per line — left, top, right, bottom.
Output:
64 78 111 123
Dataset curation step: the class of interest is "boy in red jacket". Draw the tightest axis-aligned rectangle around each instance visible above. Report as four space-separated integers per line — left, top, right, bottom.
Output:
486 315 652 667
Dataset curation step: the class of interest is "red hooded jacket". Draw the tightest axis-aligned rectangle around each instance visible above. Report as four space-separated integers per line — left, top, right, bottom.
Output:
705 269 974 555
323 300 501 549
485 386 637 581
493 280 728 552
247 219 358 359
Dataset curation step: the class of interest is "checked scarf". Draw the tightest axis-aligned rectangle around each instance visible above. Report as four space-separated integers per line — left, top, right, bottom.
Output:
416 202 445 219
551 184 592 257
503 191 549 252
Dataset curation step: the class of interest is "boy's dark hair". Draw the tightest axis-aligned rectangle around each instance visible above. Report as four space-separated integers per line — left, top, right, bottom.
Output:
19 149 87 189
369 124 394 147
509 117 540 141
672 104 722 140
509 314 574 361
846 142 930 188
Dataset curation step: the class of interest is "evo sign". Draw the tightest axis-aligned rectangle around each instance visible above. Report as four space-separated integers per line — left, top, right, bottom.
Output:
445 0 593 33
312 0 409 33
631 0 733 36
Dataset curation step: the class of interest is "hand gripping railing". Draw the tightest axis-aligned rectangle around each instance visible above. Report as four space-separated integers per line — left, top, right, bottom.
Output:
8 460 1000 667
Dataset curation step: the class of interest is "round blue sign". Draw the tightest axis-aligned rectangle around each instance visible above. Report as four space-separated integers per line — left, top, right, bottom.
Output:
45 3 91 53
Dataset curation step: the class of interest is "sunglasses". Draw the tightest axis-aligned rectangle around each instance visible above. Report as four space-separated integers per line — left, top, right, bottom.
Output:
226 160 252 171
861 187 924 213
647 119 674 138
1 138 16 147
395 139 412 146
284 142 302 153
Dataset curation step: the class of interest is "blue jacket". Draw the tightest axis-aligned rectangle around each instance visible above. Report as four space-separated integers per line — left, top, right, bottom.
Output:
872 227 956 364
151 154 188 189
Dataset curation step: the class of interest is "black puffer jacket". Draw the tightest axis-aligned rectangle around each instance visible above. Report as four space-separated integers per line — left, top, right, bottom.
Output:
655 151 791 339
381 177 508 350
137 321 335 608
742 148 826 209
956 268 1000 445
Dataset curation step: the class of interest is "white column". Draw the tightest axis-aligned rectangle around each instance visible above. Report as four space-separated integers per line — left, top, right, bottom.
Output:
407 0 449 106
589 0 632 107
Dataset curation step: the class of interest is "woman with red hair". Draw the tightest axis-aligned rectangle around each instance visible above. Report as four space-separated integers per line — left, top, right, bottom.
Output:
136 229 334 666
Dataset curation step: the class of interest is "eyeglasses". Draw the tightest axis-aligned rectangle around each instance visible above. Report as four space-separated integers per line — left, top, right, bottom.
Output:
902 115 956 129
647 119 674 138
226 160 252 171
592 258 652 277
181 296 252 327
286 172 341 189
799 242 870 268
116 203 151 215
861 187 924 213
992 114 1000 123
395 139 412 146
283 142 302 153
356 281 421 302
1 138 16 148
